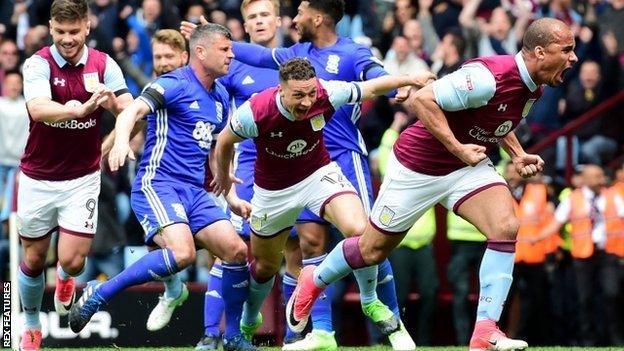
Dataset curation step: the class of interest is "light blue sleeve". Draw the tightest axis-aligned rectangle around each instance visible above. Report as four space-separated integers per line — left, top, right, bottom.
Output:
229 101 258 139
319 79 362 109
431 63 496 111
104 55 129 93
22 55 51 102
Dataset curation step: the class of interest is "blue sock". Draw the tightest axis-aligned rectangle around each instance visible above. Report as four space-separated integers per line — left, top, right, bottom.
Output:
476 241 516 322
303 254 333 332
241 264 274 326
204 264 224 336
313 237 367 288
98 248 178 302
376 259 400 316
282 272 298 340
18 262 44 328
163 272 183 300
221 262 250 339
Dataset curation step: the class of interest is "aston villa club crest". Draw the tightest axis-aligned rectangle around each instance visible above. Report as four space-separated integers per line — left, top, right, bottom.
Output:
83 72 100 92
310 114 325 131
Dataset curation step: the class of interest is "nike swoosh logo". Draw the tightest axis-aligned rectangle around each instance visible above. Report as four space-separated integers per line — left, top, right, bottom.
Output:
488 339 497 346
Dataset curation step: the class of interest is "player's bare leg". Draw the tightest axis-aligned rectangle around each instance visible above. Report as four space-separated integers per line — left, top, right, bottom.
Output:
55 232 91 316
455 185 527 351
19 235 51 351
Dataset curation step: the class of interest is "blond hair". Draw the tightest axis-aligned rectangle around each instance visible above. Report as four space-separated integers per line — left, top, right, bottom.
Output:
152 29 187 53
240 0 280 19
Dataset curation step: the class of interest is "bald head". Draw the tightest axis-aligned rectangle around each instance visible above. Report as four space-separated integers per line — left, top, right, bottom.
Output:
581 164 606 192
522 18 569 52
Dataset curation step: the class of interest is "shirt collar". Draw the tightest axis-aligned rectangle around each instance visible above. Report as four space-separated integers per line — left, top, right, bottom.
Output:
51 44 89 67
515 52 538 92
275 91 296 121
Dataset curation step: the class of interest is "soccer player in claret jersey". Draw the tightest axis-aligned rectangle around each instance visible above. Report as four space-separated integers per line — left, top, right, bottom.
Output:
184 1 416 349
288 18 578 351
17 0 133 349
193 1 308 350
213 58 434 350
69 24 258 351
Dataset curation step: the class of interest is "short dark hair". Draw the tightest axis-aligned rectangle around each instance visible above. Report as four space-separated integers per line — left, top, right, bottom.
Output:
522 18 567 51
50 0 88 22
189 23 232 49
307 0 344 24
279 58 316 83
446 29 466 57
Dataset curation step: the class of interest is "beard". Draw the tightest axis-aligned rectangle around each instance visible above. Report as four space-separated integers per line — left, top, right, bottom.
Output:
298 26 313 43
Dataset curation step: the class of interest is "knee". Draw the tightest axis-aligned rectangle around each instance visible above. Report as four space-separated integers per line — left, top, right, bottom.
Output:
23 250 47 271
58 254 87 276
253 258 280 279
300 237 325 258
171 246 196 269
221 240 248 264
491 217 519 241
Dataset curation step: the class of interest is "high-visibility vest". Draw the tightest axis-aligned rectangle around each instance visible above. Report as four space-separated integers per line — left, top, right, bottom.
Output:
447 212 486 242
399 208 436 250
515 183 559 264
605 187 624 257
558 188 573 251
569 188 624 258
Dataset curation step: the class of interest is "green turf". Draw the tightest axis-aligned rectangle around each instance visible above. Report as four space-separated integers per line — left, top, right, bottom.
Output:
44 347 624 350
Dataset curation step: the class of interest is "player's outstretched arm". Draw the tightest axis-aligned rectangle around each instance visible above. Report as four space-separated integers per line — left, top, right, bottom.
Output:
108 99 150 171
359 71 436 100
212 126 245 196
27 86 109 123
499 132 544 178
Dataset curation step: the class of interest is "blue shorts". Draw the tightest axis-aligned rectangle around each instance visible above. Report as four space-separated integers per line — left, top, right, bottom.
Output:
132 182 228 246
233 153 297 239
297 150 374 223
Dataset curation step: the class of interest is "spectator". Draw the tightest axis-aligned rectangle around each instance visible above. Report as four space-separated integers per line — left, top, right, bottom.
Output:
0 71 28 275
430 29 465 77
460 0 531 57
563 60 619 165
0 39 20 94
383 35 428 76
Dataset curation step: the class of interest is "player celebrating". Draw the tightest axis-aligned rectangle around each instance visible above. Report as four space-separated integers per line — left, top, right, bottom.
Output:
287 18 577 351
183 1 415 348
17 0 132 349
213 58 434 350
192 1 308 349
69 24 258 351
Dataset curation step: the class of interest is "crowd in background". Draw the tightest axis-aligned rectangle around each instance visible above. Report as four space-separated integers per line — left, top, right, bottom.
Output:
0 0 624 347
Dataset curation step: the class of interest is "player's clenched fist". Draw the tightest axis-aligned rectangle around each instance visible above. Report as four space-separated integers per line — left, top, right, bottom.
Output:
513 153 544 178
410 71 437 88
454 143 487 167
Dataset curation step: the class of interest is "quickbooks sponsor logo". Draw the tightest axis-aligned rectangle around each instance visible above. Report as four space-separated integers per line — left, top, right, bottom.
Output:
44 118 96 130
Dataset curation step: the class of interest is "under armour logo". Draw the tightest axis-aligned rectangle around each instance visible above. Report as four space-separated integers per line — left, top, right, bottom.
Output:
84 221 94 229
497 104 508 112
270 131 283 138
53 77 66 86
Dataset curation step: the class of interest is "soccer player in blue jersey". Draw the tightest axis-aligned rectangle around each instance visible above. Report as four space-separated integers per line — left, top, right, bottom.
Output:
194 1 309 350
69 24 259 351
184 1 416 349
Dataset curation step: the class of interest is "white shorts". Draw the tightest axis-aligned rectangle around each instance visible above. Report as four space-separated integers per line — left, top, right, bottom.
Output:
17 171 101 239
250 162 357 237
370 153 507 234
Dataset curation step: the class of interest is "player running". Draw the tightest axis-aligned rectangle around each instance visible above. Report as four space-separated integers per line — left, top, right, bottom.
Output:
69 24 258 351
17 0 132 349
287 18 578 351
213 58 434 351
